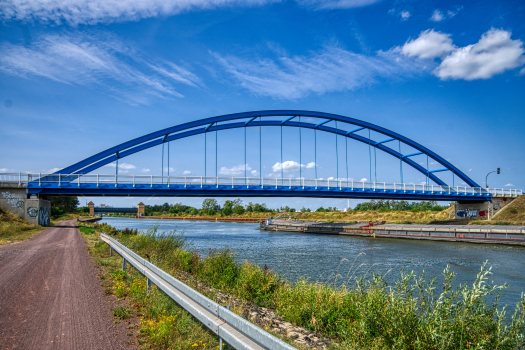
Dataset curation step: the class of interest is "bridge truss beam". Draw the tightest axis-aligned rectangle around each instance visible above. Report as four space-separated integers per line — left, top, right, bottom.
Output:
55 110 481 188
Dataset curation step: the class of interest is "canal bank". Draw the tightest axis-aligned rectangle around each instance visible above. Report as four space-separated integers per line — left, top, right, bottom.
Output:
91 218 525 350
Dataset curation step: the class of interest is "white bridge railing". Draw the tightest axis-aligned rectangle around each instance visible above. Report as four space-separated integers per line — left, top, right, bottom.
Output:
0 172 521 197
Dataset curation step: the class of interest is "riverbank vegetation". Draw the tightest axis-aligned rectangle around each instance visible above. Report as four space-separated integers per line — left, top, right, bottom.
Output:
0 206 43 243
135 199 453 224
84 222 525 350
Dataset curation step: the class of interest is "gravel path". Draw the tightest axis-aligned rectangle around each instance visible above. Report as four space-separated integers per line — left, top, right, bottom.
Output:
0 220 135 350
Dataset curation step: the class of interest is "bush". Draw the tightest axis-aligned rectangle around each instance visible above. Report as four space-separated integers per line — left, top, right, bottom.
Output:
189 208 198 215
233 205 245 215
208 209 216 216
222 207 233 216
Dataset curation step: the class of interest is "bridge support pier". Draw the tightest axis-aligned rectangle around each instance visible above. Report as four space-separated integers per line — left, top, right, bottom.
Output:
455 197 515 220
0 185 51 226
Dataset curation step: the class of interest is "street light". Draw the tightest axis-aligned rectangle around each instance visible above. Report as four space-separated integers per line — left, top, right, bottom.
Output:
485 168 500 188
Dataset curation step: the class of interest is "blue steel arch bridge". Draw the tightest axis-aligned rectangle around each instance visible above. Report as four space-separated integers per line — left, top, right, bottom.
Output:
1 110 520 201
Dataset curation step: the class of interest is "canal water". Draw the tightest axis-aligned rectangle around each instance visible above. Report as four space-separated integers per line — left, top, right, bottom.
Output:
100 217 525 308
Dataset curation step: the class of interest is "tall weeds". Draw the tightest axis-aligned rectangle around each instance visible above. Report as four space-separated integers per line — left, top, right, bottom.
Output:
112 224 525 350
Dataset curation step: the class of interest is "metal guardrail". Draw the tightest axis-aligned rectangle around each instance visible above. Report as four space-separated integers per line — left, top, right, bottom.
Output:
0 172 522 197
100 233 296 350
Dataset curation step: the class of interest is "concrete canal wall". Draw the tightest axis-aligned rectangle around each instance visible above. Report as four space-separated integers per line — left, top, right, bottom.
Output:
262 220 525 246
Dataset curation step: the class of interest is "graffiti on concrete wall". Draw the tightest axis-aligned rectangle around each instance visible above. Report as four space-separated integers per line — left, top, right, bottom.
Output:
456 208 479 218
493 204 499 210
39 207 50 226
27 207 38 217
1 191 24 209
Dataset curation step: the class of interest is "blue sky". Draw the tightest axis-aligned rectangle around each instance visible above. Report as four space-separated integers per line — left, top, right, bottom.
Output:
1 0 524 210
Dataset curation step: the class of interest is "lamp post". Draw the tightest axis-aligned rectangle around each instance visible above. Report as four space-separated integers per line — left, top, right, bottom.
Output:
485 168 500 188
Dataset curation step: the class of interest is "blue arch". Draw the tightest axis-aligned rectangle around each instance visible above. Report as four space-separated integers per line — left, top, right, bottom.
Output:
56 110 480 188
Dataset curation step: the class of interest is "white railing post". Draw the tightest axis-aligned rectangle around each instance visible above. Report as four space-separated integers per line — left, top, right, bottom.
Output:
185 176 187 188
339 180 341 190
328 179 330 190
78 174 80 187
351 180 354 191
216 176 218 188
39 173 41 187
232 177 234 188
58 174 61 187
289 178 291 189
431 184 433 193
404 183 406 193
167 175 170 188
373 182 375 191
316 179 318 189
201 176 203 188
413 183 415 193
132 174 135 188
384 182 386 192
276 178 278 189
151 175 153 188
362 181 364 191
302 178 304 189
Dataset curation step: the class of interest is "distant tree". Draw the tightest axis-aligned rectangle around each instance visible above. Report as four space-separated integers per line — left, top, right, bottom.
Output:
49 196 79 212
222 207 233 216
316 206 326 212
202 198 218 214
233 205 245 215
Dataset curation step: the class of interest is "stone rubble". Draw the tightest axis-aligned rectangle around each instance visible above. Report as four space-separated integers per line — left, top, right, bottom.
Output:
175 271 332 349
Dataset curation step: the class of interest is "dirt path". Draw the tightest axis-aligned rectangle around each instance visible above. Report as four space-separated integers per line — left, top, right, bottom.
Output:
0 220 135 350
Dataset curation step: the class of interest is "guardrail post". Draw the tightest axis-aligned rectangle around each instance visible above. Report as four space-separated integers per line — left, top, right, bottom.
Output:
122 258 127 270
110 247 113 256
219 305 232 350
147 277 152 293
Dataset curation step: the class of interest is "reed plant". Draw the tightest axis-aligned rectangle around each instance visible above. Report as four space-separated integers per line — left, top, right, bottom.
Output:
91 223 525 349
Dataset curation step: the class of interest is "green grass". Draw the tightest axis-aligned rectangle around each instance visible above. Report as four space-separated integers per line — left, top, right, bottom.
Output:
82 222 525 350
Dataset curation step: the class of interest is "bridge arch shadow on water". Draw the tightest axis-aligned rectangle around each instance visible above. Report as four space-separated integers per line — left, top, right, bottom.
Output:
8 110 520 201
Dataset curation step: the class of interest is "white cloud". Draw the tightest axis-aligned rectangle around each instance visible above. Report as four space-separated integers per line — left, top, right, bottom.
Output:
520 67 525 75
214 46 426 99
1 0 279 25
0 168 11 172
273 161 300 173
182 170 192 175
219 164 252 176
359 178 367 182
401 28 525 80
401 30 456 59
119 163 136 170
468 168 472 172
400 11 410 20
505 183 514 187
0 33 200 104
47 167 61 173
251 170 258 175
141 168 151 173
272 161 318 173
430 7 462 22
430 9 445 22
436 29 525 80
296 0 380 9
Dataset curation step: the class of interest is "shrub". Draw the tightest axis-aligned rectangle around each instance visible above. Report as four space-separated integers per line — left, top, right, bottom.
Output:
233 205 245 215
